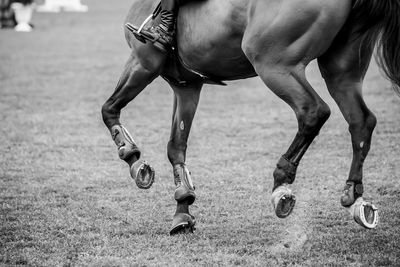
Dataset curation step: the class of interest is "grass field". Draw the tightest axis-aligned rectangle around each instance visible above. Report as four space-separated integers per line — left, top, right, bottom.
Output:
1 1 400 266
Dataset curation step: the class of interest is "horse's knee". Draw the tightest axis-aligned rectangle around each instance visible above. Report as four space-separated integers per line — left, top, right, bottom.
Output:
101 100 120 128
101 99 114 117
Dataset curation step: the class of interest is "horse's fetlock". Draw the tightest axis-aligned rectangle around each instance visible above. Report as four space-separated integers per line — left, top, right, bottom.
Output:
341 181 364 207
273 156 297 189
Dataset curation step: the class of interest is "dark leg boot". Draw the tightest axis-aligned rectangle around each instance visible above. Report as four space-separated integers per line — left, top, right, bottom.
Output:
128 9 176 53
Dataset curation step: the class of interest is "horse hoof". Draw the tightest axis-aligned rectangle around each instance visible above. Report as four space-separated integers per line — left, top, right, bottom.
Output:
170 213 196 236
271 184 296 218
130 160 155 189
347 197 379 229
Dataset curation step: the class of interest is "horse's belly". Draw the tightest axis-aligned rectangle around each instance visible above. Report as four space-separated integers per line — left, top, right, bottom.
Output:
177 0 256 80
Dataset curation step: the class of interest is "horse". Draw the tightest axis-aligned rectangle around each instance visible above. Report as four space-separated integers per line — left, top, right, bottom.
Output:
101 0 400 235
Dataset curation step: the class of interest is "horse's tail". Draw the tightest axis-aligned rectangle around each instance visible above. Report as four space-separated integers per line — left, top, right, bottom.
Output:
352 0 400 93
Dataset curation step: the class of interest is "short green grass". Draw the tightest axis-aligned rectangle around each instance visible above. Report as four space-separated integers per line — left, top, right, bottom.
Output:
1 0 400 266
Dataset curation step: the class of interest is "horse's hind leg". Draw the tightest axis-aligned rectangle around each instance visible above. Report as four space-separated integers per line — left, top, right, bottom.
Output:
257 65 331 218
167 82 202 235
318 33 378 228
102 51 164 189
242 54 331 218
242 8 337 218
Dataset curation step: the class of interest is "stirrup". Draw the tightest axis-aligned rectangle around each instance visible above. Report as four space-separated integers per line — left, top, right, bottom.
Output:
125 16 153 44
125 1 162 43
126 22 173 53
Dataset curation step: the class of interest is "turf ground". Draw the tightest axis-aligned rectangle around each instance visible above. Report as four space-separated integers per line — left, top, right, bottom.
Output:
1 0 400 266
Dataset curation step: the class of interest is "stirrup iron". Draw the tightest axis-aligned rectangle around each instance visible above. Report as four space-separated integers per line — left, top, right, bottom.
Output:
125 2 162 44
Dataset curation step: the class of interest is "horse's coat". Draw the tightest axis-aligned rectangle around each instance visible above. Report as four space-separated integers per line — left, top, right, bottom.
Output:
102 0 400 233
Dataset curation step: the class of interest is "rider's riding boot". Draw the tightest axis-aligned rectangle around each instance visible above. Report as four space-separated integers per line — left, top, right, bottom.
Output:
136 10 176 53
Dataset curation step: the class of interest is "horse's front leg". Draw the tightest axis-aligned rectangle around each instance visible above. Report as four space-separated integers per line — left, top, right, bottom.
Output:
102 49 164 189
167 82 202 235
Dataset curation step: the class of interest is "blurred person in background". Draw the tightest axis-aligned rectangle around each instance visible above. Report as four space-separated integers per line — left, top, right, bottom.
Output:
1 0 33 29
0 0 17 28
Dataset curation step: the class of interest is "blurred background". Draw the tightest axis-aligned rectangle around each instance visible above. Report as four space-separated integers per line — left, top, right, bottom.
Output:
1 1 400 266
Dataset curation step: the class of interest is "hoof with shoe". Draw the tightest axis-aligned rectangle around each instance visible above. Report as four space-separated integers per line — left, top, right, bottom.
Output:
130 160 155 189
170 213 196 235
271 184 296 218
346 197 379 229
